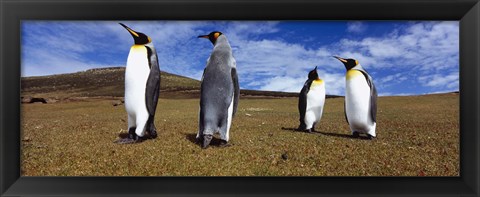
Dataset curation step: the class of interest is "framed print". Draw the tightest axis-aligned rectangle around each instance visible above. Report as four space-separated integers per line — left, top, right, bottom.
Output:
1 0 479 196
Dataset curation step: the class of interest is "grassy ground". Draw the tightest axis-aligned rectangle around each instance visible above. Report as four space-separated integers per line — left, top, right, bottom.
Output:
21 93 459 176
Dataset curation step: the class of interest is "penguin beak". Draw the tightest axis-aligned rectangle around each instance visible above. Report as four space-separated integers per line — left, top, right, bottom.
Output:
119 23 140 38
333 56 348 63
201 135 213 149
198 35 209 39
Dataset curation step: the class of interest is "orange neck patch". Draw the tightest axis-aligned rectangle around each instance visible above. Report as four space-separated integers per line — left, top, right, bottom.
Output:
311 79 324 87
346 69 362 80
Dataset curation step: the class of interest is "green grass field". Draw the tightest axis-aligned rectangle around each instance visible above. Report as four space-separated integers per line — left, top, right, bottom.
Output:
21 93 459 176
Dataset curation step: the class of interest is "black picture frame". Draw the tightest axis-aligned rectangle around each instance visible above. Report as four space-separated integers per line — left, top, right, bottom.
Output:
1 0 479 196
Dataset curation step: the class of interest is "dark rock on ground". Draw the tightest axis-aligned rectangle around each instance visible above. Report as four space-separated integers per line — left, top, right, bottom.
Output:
281 153 288 160
112 100 123 106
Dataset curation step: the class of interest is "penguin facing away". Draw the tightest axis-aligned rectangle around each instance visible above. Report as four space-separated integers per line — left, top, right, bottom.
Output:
298 66 326 133
115 23 161 144
197 31 239 149
333 56 377 139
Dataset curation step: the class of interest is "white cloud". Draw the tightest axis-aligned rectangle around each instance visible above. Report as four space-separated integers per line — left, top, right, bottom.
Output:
377 73 409 87
380 92 416 96
21 21 459 96
21 21 128 76
228 37 345 95
347 21 367 33
418 72 459 89
336 21 459 71
21 21 209 77
259 76 305 93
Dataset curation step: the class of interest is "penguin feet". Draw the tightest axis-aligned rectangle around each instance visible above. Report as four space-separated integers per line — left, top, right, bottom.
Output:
367 134 376 140
114 134 143 144
296 124 307 132
351 131 376 140
219 140 231 148
352 131 360 138
114 127 144 144
297 126 312 133
148 129 158 139
146 123 158 139
201 135 213 149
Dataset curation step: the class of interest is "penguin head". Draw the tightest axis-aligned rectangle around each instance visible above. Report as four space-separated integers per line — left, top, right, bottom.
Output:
120 23 152 45
198 31 223 45
308 66 319 80
333 56 359 70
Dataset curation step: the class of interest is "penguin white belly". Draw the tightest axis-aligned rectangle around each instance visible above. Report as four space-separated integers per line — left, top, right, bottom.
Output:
124 45 150 136
304 81 326 129
223 96 234 142
345 70 374 134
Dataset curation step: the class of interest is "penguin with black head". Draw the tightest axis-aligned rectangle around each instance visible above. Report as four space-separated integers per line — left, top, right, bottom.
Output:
115 23 161 144
334 56 377 139
196 31 239 149
298 66 326 133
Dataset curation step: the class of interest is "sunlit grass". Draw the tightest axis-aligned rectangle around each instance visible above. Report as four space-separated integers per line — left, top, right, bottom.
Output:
21 93 459 176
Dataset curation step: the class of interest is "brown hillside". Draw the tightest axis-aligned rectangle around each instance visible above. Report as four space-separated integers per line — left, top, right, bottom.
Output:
21 67 201 99
22 67 301 100
21 67 341 100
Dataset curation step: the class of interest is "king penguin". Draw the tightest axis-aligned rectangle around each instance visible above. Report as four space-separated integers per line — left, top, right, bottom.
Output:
197 31 239 149
298 66 326 133
115 23 161 144
334 56 377 139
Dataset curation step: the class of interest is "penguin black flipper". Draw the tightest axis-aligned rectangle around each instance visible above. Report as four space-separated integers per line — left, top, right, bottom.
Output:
344 100 349 124
298 80 312 130
370 81 377 123
231 67 240 117
145 46 161 117
358 69 377 123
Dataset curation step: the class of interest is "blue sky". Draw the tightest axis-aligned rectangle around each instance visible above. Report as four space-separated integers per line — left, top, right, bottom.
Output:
21 21 459 96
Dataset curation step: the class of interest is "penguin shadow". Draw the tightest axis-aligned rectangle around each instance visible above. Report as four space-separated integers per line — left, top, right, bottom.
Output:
118 133 129 139
281 127 322 136
116 132 156 144
184 133 230 148
281 127 372 140
316 131 372 140
281 127 301 132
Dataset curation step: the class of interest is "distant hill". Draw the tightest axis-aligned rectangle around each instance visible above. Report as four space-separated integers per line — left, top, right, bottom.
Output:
21 67 200 99
22 67 342 100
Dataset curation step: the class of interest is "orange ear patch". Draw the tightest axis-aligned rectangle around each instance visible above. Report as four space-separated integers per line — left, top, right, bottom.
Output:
214 32 220 39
